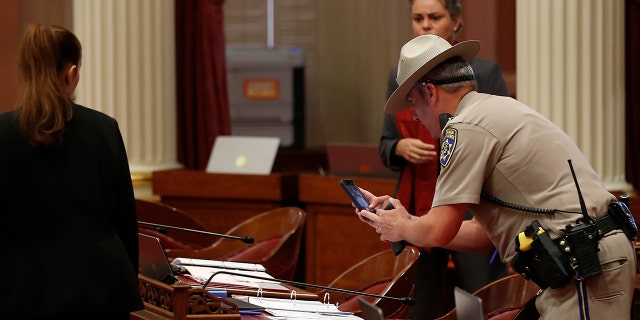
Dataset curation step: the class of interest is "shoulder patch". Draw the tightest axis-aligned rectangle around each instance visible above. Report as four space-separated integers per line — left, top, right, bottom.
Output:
440 128 458 167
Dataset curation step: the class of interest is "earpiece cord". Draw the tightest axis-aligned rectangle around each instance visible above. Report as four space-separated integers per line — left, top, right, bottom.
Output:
480 192 581 215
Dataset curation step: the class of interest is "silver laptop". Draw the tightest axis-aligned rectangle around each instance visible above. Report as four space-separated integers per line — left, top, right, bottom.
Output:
358 298 385 320
138 233 177 284
454 286 483 320
205 135 280 175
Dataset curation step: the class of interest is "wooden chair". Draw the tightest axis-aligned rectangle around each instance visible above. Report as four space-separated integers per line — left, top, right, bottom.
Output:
166 206 306 280
436 273 540 320
316 246 420 319
136 199 212 249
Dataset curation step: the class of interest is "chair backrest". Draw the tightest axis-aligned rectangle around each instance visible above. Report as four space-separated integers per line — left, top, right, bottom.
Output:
436 273 540 320
136 199 211 249
317 246 420 318
166 206 306 280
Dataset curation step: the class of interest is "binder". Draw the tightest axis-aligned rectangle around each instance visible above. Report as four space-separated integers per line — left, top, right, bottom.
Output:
245 296 360 318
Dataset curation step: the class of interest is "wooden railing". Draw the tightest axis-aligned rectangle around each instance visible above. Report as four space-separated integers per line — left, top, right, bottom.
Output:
132 275 240 320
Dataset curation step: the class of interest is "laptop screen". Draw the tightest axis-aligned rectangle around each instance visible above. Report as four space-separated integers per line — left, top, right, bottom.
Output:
454 286 483 320
206 136 280 175
358 298 385 320
138 233 176 284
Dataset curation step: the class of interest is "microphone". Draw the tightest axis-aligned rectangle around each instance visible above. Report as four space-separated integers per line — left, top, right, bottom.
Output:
202 270 416 306
138 221 255 244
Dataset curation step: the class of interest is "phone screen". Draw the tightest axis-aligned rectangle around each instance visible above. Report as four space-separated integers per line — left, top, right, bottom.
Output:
340 180 370 211
339 179 406 255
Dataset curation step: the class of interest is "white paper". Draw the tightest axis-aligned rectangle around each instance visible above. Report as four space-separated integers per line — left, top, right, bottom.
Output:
248 297 353 315
183 266 289 291
265 309 362 319
172 257 266 272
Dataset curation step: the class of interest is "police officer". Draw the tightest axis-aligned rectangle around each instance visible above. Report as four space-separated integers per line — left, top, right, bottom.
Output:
356 34 636 319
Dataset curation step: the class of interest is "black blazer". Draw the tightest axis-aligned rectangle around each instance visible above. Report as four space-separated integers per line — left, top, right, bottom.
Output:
0 104 143 318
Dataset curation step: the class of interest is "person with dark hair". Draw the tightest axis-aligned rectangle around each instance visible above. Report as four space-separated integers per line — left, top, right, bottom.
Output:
0 24 143 319
361 34 636 320
379 0 509 318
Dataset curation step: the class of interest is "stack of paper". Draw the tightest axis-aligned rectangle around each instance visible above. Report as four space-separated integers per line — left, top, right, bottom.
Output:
171 257 290 292
172 257 266 272
181 265 289 291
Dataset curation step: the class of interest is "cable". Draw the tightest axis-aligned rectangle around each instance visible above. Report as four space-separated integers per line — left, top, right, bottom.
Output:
480 192 582 215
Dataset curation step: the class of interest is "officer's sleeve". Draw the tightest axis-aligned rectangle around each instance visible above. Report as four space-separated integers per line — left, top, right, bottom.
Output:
433 123 501 206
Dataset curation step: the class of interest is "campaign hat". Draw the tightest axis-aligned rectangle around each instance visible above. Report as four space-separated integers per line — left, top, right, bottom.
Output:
385 34 480 113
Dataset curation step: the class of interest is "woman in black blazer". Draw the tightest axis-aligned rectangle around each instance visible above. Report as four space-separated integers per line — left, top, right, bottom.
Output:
0 24 143 319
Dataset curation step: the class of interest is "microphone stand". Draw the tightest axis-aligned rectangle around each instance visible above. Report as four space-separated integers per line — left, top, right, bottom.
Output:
138 221 255 244
202 270 416 306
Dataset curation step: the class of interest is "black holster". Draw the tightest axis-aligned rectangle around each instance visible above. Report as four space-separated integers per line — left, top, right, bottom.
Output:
512 220 572 289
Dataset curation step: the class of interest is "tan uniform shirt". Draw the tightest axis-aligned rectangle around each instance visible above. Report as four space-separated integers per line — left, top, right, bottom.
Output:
432 91 615 263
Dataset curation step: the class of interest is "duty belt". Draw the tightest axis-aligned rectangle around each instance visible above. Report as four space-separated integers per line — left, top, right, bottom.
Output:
513 202 637 290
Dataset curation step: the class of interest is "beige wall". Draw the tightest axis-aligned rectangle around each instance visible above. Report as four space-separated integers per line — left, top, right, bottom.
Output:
224 0 414 147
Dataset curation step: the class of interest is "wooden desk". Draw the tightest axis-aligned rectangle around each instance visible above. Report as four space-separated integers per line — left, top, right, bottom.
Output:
298 174 397 285
131 274 319 320
152 170 297 232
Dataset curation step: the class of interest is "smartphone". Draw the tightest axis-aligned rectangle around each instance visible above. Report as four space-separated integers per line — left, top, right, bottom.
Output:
339 179 406 255
340 179 375 213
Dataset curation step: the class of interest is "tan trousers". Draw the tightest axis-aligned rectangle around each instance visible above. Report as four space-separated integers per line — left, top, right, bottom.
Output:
535 230 636 319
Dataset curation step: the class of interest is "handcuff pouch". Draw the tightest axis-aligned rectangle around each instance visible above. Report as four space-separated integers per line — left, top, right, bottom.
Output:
607 201 638 240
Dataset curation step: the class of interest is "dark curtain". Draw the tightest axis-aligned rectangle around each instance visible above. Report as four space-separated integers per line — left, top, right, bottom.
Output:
626 0 640 190
175 0 231 170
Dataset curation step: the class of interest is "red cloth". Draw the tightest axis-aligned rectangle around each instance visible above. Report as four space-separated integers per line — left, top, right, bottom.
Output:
395 108 439 217
175 0 231 170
